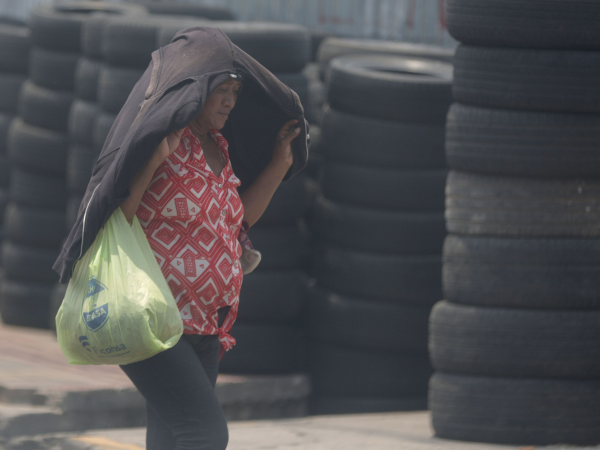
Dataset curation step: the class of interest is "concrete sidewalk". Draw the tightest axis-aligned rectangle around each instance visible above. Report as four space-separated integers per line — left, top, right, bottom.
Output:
48 411 600 450
0 322 309 442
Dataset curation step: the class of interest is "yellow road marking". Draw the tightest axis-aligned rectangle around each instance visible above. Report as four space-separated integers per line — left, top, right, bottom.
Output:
72 436 145 450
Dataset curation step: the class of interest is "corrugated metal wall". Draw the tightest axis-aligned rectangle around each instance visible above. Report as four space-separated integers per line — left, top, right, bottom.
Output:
0 0 455 47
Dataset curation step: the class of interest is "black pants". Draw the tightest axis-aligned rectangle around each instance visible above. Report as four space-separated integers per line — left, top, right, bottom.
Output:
120 313 229 450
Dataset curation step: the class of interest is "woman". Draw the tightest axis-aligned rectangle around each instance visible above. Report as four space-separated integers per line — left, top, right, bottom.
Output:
54 27 309 450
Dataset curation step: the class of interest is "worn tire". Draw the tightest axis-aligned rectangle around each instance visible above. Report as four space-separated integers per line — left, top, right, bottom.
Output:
30 2 147 52
68 99 100 146
10 169 67 211
8 118 68 176
309 396 427 415
18 81 73 132
327 55 452 124
446 171 600 237
98 65 145 114
158 21 311 73
322 162 446 211
248 225 308 270
0 73 26 113
308 286 430 354
0 154 9 188
446 103 600 177
318 37 454 80
75 57 101 101
430 301 600 378
255 175 309 225
29 47 79 91
453 45 600 113
312 245 441 306
0 23 31 73
219 323 305 374
1 241 59 284
0 113 14 153
320 107 446 168
309 343 431 398
443 235 600 309
430 373 600 446
4 203 65 249
146 3 234 20
313 196 445 254
447 0 600 50
0 279 53 329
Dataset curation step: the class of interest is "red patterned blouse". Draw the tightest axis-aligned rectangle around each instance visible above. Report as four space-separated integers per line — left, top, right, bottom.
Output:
136 127 244 357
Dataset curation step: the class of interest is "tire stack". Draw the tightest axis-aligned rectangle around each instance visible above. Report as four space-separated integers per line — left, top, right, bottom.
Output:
0 22 30 266
429 0 600 446
1 2 141 328
161 22 314 376
308 54 452 414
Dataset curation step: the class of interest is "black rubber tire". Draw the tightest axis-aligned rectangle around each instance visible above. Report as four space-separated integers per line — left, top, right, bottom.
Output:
327 55 452 124
219 323 305 374
102 16 201 68
92 112 117 153
0 23 31 73
8 118 68 176
308 342 431 398
430 301 600 379
9 169 68 211
49 282 67 332
255 175 309 225
68 99 100 146
446 103 600 178
0 154 9 188
98 65 145 114
29 47 79 91
0 112 14 153
453 45 600 113
0 189 8 222
145 3 234 20
67 143 97 194
320 106 446 169
0 279 53 329
0 73 26 113
308 286 430 354
318 37 454 81
18 81 73 132
30 2 147 52
312 245 442 306
309 396 427 415
313 196 445 254
247 225 308 270
158 21 311 73
237 270 307 322
66 194 83 232
74 57 101 102
430 373 600 446
446 171 600 237
447 0 600 50
4 202 66 249
321 162 446 211
1 241 59 284
443 235 600 309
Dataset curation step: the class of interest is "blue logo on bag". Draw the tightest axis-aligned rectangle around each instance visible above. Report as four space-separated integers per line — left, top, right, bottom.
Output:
83 277 109 332
79 335 92 352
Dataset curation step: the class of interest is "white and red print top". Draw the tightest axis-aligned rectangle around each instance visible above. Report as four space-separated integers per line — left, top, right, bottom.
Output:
136 127 244 356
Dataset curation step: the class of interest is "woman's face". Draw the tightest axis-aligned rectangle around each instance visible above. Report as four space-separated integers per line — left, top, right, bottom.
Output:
194 78 242 131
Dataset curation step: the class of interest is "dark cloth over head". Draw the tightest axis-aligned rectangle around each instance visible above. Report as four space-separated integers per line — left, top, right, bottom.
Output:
54 27 309 283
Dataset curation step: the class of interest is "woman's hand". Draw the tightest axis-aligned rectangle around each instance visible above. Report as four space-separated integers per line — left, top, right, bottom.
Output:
152 128 185 164
271 119 301 169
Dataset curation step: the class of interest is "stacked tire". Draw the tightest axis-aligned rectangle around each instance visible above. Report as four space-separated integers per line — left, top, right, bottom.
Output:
0 22 30 261
308 54 452 414
429 0 600 446
1 2 142 328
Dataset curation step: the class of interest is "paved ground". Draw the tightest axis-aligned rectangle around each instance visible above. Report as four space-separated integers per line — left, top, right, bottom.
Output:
61 412 600 450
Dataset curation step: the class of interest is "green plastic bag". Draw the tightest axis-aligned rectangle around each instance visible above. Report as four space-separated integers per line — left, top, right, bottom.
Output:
56 207 183 365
